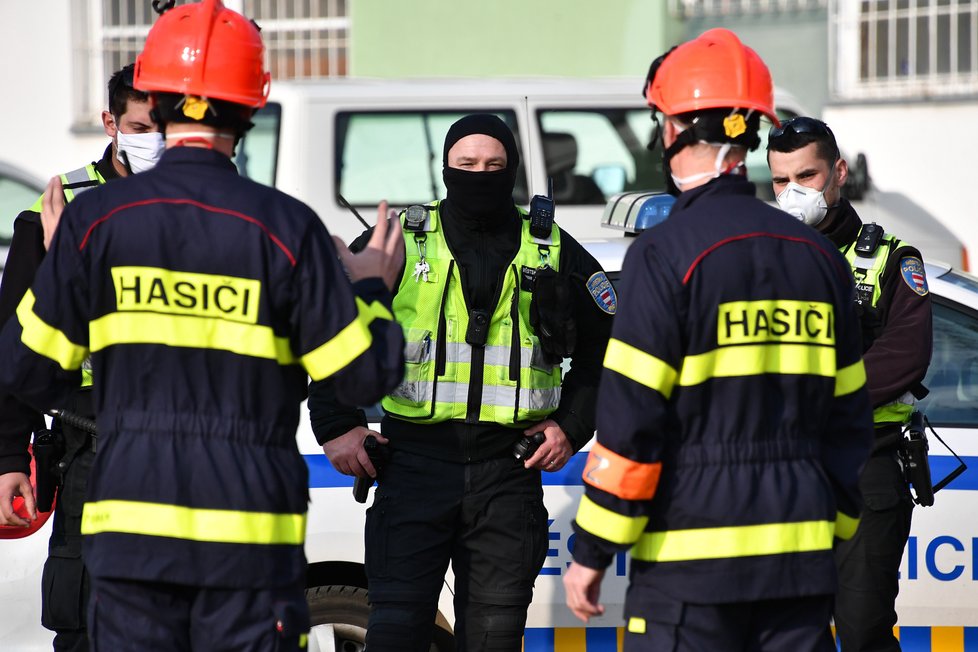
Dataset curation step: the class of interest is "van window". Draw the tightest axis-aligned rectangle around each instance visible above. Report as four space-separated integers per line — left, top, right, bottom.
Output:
235 102 281 187
0 176 42 244
919 297 978 427
336 111 528 208
538 109 665 203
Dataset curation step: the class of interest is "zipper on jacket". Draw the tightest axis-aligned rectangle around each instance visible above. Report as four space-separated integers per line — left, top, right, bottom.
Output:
508 265 521 382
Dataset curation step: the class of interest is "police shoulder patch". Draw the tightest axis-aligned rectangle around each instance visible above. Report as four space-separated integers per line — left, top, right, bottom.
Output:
586 271 617 314
900 256 929 296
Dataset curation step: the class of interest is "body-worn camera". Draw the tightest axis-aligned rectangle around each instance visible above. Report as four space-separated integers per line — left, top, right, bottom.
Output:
465 309 491 347
512 433 546 464
855 222 884 255
353 435 388 504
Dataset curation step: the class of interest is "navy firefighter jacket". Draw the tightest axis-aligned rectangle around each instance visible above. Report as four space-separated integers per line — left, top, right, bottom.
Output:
0 147 405 589
571 175 874 607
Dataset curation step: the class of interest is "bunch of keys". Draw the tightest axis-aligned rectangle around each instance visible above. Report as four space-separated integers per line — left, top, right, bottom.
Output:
412 260 430 283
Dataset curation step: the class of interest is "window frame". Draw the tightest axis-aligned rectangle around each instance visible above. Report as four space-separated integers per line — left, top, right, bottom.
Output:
830 0 978 101
333 109 529 209
918 293 978 428
70 0 349 130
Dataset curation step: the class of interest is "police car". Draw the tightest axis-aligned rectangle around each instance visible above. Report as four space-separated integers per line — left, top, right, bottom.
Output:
1 199 977 652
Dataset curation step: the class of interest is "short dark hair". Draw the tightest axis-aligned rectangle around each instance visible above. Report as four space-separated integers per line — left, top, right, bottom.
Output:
108 64 150 119
766 116 840 166
151 92 255 140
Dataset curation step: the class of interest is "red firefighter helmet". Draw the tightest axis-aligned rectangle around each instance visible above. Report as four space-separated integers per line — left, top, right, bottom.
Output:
134 0 270 108
646 28 778 125
0 446 55 540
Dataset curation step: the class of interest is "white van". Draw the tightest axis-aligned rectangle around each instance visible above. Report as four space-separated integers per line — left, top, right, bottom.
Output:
235 77 966 268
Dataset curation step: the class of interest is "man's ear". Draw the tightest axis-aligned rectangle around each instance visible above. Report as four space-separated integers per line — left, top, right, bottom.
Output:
662 118 679 149
102 111 117 139
835 158 849 189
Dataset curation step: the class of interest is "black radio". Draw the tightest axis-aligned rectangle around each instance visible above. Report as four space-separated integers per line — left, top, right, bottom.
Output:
529 178 555 240
353 435 388 504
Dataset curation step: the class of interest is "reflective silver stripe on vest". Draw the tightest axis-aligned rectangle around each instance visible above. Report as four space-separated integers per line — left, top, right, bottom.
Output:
852 251 884 271
441 342 556 371
391 381 560 411
404 338 432 362
62 166 99 197
530 230 556 247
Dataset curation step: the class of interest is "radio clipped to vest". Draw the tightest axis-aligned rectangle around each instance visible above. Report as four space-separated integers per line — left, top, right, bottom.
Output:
529 178 555 241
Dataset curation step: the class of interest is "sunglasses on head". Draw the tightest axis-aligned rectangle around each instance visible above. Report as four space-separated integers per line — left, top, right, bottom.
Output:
768 116 834 141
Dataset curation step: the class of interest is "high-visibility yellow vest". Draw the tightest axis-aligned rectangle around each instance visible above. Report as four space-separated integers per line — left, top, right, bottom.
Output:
29 163 106 387
382 202 563 425
843 231 915 426
29 163 106 211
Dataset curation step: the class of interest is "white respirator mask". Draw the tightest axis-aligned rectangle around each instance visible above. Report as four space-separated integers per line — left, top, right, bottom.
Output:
776 181 831 227
116 131 164 174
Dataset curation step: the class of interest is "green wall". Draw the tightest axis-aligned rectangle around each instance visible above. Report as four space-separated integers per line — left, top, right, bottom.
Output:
350 0 684 80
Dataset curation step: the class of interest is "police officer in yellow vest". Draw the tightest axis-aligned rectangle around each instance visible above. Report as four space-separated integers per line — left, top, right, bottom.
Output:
0 63 160 652
768 117 932 652
309 114 614 651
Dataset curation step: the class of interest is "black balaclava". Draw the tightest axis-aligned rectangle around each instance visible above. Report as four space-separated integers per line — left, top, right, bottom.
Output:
442 114 520 228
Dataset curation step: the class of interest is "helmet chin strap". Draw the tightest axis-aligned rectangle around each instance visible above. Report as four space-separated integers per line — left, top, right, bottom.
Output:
164 131 234 149
669 142 735 191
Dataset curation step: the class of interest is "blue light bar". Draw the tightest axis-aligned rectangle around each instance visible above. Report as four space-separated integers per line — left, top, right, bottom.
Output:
601 192 676 234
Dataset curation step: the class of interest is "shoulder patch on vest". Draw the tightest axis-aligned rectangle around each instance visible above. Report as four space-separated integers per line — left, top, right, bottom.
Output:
900 256 928 296
586 272 617 314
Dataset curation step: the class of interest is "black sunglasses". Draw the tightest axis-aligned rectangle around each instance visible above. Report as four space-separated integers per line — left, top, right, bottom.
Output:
768 116 835 142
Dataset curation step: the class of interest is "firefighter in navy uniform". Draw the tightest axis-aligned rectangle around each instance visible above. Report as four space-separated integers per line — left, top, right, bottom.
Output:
308 114 614 651
0 63 159 652
563 29 874 652
768 117 932 652
0 1 405 650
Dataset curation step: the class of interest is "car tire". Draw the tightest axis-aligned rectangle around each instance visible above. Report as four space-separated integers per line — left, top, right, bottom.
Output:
305 584 455 652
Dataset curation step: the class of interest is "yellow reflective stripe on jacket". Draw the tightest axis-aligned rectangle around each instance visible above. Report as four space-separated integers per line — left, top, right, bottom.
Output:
631 519 835 562
16 290 89 370
678 343 836 387
575 495 648 545
835 359 866 397
358 297 394 323
81 500 306 545
302 297 388 381
603 338 678 398
89 311 295 363
835 511 860 540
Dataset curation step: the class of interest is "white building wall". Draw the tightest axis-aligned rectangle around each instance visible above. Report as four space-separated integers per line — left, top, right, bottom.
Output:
823 103 978 268
0 5 110 183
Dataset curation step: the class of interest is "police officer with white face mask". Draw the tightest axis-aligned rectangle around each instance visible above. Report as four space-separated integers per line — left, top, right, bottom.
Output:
0 63 160 652
768 117 932 652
